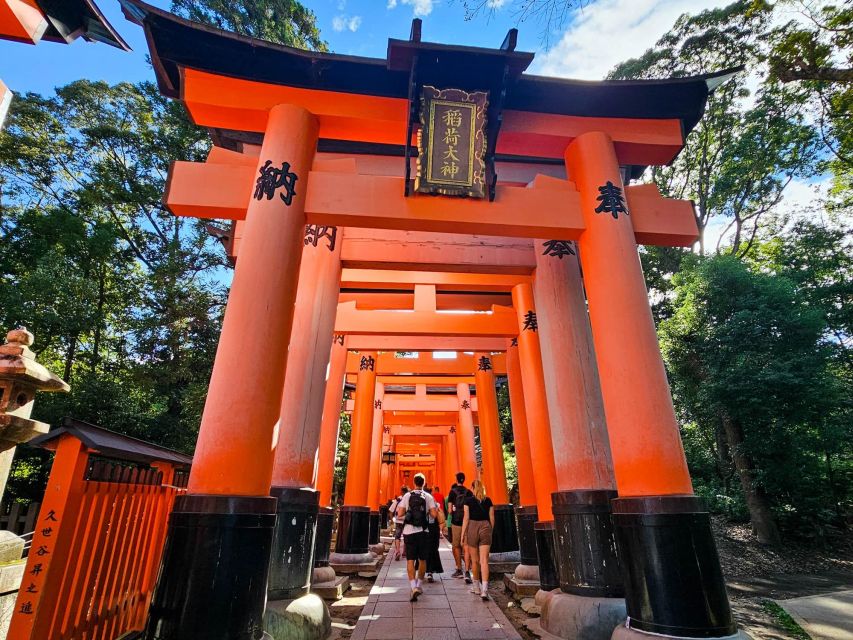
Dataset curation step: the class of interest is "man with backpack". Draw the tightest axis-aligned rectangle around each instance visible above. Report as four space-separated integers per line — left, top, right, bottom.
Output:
395 472 439 601
447 471 474 583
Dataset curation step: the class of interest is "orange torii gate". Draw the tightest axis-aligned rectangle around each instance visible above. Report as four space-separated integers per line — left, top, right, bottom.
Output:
110 4 746 640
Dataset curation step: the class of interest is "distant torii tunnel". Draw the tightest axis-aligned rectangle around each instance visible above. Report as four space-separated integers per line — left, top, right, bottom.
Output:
10 3 750 640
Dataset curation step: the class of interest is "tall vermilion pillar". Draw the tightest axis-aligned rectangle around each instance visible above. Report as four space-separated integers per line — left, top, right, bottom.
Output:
446 425 460 486
316 336 348 509
534 240 624 607
511 284 560 590
505 339 540 572
474 353 517 554
366 382 385 545
473 354 508 504
144 104 318 640
565 132 737 639
456 384 478 484
314 335 348 571
335 350 378 558
267 228 342 601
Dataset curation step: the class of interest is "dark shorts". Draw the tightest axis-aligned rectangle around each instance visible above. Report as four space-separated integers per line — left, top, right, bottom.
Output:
403 530 430 561
394 522 404 540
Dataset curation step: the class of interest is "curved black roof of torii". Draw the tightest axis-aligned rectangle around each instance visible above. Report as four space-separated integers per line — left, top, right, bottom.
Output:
120 0 737 140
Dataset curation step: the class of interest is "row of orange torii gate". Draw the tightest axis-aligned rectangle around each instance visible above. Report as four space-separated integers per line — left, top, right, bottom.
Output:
25 4 747 640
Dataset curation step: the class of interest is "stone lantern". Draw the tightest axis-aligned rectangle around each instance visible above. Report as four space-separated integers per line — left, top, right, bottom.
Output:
0 327 69 500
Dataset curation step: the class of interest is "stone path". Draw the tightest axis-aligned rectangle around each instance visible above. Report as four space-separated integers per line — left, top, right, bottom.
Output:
352 541 522 640
776 590 853 640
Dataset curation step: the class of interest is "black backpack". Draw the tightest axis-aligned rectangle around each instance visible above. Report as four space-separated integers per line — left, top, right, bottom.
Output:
405 490 428 528
454 487 470 516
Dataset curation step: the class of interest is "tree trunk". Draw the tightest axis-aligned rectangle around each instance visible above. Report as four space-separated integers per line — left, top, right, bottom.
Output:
91 264 106 369
721 411 781 545
63 335 77 383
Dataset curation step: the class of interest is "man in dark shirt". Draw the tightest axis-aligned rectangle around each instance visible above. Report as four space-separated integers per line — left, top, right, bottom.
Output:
446 472 473 582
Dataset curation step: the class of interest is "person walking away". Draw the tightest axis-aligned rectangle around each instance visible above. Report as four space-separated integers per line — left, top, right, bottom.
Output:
447 472 474 583
389 486 409 561
432 485 445 516
396 473 438 601
423 485 446 582
461 479 494 601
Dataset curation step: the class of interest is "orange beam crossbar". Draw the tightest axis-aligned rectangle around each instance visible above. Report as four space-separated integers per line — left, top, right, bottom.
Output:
166 166 698 247
305 172 583 240
0 0 47 44
334 302 519 337
182 68 408 145
383 413 458 426
344 352 507 375
345 336 507 352
180 68 687 164
377 375 476 385
499 110 683 165
339 291 512 311
340 269 531 292
341 229 536 274
346 395 474 413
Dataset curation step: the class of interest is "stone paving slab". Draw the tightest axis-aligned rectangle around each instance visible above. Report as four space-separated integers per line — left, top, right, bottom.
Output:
776 590 853 640
352 543 522 640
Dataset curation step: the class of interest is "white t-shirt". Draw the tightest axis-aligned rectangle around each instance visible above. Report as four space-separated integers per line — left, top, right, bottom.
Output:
396 489 438 535
390 496 405 524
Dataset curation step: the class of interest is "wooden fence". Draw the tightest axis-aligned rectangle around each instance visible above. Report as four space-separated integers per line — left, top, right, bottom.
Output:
6 419 191 640
0 502 40 536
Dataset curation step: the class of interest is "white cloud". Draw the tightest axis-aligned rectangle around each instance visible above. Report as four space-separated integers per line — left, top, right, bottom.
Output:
487 0 508 7
535 0 729 80
386 0 435 17
332 14 362 32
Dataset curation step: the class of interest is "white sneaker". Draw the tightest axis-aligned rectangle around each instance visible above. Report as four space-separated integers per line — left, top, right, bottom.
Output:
470 586 480 595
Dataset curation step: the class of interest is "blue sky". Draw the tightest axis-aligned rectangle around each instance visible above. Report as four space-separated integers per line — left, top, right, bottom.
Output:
0 0 735 98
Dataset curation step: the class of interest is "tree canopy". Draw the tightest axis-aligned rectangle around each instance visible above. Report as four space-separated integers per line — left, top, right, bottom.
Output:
171 0 327 50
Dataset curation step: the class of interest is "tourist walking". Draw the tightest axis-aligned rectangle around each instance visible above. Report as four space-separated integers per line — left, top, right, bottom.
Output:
389 486 409 561
447 472 474 583
395 473 438 601
423 485 446 582
432 484 445 514
461 479 494 601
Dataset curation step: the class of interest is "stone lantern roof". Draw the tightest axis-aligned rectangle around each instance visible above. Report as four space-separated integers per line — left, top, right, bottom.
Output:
0 328 70 393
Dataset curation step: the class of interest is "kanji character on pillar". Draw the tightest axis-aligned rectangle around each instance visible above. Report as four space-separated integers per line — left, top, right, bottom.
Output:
253 160 299 205
594 181 628 219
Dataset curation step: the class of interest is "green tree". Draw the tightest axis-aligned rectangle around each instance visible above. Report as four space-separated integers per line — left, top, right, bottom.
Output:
171 0 327 50
660 254 846 543
0 81 225 455
611 1 819 256
766 0 852 196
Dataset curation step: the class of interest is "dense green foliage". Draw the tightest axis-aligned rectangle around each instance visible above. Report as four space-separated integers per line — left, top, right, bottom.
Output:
612 1 852 542
0 82 222 502
0 0 325 504
171 0 327 50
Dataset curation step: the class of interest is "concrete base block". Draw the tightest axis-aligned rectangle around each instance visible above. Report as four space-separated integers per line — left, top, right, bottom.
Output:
538 589 626 640
611 623 752 640
329 552 380 575
311 576 351 601
514 563 540 582
0 531 23 564
264 593 331 640
0 560 25 640
312 566 336 585
503 572 541 598
488 551 520 575
380 535 394 544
